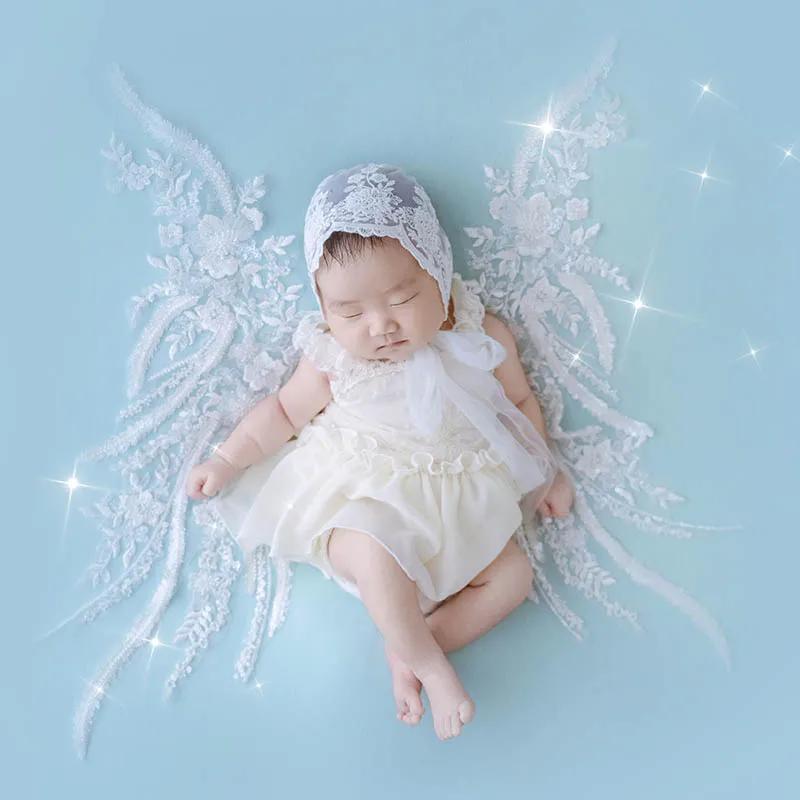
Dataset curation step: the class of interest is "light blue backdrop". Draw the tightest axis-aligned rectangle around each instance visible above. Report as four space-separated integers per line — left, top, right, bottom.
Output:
6 1 798 798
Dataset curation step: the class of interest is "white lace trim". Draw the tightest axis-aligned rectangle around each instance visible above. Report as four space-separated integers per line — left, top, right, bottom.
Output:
301 421 505 476
303 163 454 306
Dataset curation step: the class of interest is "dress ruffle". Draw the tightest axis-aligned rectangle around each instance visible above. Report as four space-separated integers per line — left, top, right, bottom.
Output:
217 274 539 604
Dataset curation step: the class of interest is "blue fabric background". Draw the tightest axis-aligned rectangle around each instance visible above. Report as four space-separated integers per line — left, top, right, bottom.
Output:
5 1 797 797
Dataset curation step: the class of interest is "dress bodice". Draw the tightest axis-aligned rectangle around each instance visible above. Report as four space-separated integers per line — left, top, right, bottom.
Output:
291 274 554 493
291 274 492 462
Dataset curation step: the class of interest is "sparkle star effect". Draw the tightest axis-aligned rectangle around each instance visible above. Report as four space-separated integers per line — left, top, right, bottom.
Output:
690 79 736 114
680 150 731 206
563 341 598 375
736 330 769 369
82 678 124 708
602 246 696 365
608 247 657 361
568 347 585 369
44 465 105 545
143 631 179 682
774 141 799 171
506 97 579 171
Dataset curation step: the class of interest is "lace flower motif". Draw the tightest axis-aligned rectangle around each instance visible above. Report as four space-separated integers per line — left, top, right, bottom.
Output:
303 163 453 307
190 213 254 279
489 193 564 258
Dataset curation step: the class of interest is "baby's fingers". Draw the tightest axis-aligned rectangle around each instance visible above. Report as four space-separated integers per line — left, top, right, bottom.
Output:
202 473 223 497
186 472 207 500
537 500 553 519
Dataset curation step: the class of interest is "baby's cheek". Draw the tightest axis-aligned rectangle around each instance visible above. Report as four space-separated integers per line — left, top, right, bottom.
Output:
408 311 433 340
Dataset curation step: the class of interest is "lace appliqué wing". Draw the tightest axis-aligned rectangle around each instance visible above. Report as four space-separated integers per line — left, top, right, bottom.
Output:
463 44 731 661
64 68 303 756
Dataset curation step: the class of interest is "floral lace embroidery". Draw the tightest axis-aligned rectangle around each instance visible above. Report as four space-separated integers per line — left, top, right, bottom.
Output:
65 48 728 758
463 43 728 659
450 274 485 332
304 164 454 306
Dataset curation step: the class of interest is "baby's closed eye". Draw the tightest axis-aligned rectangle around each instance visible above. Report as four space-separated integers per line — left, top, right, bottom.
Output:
390 292 419 307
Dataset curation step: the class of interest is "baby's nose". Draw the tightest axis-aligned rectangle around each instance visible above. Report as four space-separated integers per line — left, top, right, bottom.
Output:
370 316 399 336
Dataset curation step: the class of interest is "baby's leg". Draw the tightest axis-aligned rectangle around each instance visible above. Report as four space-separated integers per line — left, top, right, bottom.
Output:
386 538 533 723
328 528 475 740
428 537 534 652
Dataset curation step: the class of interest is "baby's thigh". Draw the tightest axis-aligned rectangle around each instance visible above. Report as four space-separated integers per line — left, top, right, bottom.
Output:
327 527 387 584
468 537 532 589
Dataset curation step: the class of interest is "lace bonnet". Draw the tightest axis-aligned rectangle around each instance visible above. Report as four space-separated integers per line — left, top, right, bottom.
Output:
303 163 454 308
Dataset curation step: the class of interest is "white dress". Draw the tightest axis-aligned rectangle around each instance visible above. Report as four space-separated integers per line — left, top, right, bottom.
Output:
216 276 549 607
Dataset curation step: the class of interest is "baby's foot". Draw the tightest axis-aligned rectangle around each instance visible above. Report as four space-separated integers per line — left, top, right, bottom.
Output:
385 647 425 726
414 656 475 741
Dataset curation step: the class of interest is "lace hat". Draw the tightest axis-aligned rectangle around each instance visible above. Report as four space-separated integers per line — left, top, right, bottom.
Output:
303 163 454 307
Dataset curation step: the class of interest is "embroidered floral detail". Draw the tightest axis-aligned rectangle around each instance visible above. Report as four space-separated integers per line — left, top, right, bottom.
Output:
70 50 729 758
450 274 486 332
464 44 728 660
489 192 563 258
72 68 304 756
303 163 454 307
158 223 184 248
189 213 251 278
565 197 590 221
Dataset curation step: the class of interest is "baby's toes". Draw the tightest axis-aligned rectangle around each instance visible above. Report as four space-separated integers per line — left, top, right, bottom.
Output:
407 691 424 721
397 694 424 726
440 712 463 741
399 709 422 726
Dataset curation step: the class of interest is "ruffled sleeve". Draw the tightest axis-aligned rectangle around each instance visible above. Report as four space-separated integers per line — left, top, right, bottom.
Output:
450 274 486 332
292 312 342 373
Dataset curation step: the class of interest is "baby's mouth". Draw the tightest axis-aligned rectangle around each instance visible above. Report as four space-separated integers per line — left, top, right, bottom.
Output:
379 339 408 351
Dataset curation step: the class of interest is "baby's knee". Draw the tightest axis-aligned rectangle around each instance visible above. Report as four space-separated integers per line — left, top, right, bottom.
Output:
502 543 534 605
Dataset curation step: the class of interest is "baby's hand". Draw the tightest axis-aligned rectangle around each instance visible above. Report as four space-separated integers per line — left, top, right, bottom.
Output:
186 454 240 500
537 471 575 520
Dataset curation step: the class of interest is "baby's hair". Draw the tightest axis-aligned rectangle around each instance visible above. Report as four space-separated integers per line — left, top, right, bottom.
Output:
320 231 388 269
317 231 455 327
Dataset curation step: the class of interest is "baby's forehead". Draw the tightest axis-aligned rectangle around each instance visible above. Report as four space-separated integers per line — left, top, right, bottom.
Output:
321 269 419 306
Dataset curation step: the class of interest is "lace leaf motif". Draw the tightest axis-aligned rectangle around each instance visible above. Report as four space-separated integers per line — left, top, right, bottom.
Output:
71 68 301 757
465 46 729 661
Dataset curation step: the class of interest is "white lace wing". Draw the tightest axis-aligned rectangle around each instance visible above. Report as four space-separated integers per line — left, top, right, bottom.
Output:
64 68 305 756
462 44 730 661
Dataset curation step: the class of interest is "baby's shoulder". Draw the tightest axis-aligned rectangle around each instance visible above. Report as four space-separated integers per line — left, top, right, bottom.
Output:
480 313 526 373
481 312 516 350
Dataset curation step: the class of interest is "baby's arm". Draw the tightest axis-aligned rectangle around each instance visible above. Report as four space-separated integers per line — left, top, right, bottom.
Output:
483 314 550 442
186 356 332 499
483 314 574 518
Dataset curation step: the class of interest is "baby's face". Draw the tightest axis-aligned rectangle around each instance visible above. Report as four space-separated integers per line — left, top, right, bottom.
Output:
316 238 447 361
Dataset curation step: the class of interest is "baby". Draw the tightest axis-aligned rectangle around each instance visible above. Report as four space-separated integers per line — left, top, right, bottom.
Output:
187 164 574 740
